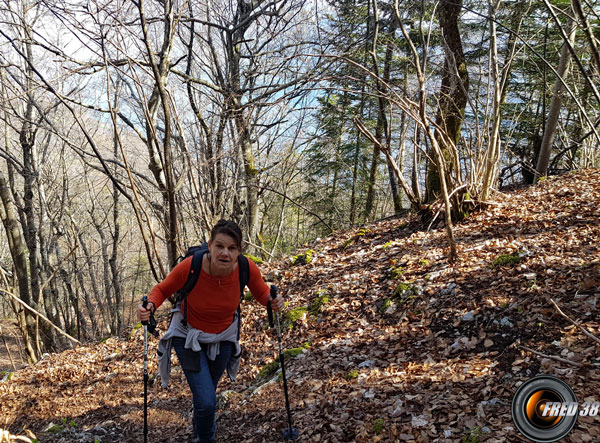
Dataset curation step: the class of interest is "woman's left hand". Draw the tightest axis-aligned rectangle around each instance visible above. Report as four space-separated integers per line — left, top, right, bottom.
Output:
268 294 285 312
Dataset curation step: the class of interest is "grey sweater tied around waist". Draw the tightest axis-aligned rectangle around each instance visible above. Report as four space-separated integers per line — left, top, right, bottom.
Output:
156 306 241 388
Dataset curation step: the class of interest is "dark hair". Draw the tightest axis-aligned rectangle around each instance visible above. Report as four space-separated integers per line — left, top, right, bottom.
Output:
210 219 243 250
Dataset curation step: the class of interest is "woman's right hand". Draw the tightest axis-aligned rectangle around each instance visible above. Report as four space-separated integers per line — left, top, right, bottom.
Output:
138 302 155 322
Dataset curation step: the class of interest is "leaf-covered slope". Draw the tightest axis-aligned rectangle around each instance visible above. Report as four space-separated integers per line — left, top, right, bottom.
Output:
2 170 599 442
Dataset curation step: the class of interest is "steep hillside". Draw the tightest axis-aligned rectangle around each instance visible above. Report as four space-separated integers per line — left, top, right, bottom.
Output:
2 170 599 442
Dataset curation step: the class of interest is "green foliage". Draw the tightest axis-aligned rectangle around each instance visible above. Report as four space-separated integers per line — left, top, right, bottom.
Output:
286 342 311 356
129 323 143 339
391 281 423 305
379 298 392 313
283 306 308 330
244 253 264 264
391 265 404 279
345 369 359 380
1 371 13 381
393 282 413 298
343 228 371 248
309 291 331 316
383 241 394 249
418 259 430 267
462 426 483 443
256 360 280 382
244 291 254 302
47 425 64 434
60 418 76 427
492 252 521 267
291 249 314 265
372 418 385 435
255 343 311 383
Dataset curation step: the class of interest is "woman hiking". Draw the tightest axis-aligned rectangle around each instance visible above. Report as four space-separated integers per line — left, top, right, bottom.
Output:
138 219 284 443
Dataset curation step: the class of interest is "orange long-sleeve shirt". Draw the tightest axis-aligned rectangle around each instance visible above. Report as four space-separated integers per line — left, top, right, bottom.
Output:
148 256 270 333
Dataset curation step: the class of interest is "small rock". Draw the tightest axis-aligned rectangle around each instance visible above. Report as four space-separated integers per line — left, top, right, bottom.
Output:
482 426 491 433
484 339 494 348
358 360 376 368
462 311 475 322
524 273 536 280
363 389 375 399
411 415 428 427
480 397 503 407
385 303 397 314
92 426 107 435
391 399 404 416
444 429 453 437
441 283 457 295
500 317 514 328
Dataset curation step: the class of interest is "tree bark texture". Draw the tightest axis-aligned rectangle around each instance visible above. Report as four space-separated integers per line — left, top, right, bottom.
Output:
428 0 469 202
535 19 576 181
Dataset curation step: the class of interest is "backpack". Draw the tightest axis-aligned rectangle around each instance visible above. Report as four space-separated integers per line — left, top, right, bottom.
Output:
171 243 250 340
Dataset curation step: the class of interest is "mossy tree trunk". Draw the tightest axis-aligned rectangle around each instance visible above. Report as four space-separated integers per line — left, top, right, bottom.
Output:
427 0 469 204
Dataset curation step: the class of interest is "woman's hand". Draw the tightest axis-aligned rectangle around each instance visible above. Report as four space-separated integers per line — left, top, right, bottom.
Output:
138 301 155 322
268 294 285 312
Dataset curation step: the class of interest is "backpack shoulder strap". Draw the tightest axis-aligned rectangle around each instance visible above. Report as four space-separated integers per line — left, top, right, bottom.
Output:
235 254 250 341
183 248 205 294
237 254 250 296
180 247 207 326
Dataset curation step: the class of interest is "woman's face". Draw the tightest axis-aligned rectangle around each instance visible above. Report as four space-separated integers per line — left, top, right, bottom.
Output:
208 233 240 276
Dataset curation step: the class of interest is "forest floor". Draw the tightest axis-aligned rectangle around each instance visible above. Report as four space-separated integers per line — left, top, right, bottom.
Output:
1 169 600 442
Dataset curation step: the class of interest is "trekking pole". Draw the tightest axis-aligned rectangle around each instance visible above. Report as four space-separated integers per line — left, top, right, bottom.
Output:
141 296 149 443
267 285 299 441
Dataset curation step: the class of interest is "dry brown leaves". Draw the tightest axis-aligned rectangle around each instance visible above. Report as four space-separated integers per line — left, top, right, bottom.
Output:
1 170 600 442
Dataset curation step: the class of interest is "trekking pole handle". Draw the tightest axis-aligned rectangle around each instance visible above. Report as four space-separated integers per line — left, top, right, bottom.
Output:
141 296 149 326
267 285 277 328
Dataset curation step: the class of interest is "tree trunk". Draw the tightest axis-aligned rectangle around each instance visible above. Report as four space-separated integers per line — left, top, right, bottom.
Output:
428 0 469 202
228 0 259 246
137 0 179 266
76 231 102 337
110 138 123 334
0 175 37 363
481 0 502 200
535 19 576 181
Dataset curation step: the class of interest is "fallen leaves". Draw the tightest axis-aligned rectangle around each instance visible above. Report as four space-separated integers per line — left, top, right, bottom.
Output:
2 170 600 441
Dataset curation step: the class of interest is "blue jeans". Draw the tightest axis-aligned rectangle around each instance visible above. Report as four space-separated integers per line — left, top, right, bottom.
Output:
172 337 233 443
